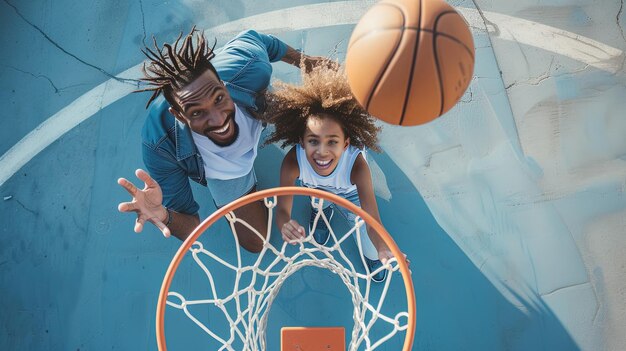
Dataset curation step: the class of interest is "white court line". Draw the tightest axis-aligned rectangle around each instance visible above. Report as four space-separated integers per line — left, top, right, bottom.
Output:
0 2 623 187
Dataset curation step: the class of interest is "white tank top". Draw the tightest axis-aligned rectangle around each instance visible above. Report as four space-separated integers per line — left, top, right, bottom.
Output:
191 105 263 180
296 144 364 195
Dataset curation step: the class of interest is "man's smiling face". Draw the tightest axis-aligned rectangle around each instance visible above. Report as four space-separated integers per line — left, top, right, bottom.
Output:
169 69 238 147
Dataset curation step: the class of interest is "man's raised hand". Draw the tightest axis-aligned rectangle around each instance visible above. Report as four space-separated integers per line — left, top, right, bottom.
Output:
302 56 339 73
117 169 171 238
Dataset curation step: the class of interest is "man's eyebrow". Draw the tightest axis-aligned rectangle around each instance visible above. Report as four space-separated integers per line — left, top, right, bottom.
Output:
180 84 221 112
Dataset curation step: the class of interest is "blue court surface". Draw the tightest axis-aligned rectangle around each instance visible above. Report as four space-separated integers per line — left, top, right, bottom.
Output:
1 0 625 350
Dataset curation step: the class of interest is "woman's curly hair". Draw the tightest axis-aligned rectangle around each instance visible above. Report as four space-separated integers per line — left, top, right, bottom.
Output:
263 65 381 152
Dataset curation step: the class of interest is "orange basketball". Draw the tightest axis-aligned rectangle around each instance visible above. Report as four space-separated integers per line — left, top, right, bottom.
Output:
345 0 475 126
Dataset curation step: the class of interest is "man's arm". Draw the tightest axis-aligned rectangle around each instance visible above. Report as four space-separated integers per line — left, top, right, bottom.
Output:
157 205 200 241
280 46 336 72
117 133 203 241
242 29 332 71
231 29 327 67
215 29 335 112
144 140 205 241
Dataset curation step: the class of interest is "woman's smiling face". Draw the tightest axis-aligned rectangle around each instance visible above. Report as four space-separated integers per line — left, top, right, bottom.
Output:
301 114 350 176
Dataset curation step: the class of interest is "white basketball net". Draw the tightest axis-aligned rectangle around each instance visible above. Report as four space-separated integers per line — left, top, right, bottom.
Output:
165 195 409 350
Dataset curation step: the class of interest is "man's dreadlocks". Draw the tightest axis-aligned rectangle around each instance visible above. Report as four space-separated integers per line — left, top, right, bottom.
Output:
136 27 218 109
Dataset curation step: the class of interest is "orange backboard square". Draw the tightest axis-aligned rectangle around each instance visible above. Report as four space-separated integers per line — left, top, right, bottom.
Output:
281 327 345 351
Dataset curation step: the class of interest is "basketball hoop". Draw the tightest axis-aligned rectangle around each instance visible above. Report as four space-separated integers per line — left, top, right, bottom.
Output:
156 186 415 350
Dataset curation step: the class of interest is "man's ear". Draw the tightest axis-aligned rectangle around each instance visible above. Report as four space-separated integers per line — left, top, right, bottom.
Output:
168 106 187 124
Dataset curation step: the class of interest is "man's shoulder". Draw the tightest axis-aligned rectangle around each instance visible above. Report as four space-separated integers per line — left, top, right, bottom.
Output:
227 29 264 45
141 96 176 146
213 31 269 72
221 30 265 52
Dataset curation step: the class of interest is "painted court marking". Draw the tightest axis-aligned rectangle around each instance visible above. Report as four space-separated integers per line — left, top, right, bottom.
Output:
0 1 623 187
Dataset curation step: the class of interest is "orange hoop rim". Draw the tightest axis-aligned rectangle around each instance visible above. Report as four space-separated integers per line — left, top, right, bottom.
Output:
156 186 415 350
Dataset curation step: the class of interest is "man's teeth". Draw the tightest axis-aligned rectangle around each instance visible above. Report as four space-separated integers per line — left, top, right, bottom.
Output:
316 159 331 166
214 122 229 134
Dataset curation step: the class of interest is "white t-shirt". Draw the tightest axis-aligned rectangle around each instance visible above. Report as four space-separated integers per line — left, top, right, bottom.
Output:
296 144 364 195
191 105 263 180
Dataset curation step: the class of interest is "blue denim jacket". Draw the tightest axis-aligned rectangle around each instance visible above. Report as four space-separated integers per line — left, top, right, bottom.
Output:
141 30 288 215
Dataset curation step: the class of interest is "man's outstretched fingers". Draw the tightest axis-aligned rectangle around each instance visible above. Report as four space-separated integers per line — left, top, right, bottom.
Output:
134 217 145 233
118 178 138 196
118 202 136 213
135 169 157 188
153 219 171 238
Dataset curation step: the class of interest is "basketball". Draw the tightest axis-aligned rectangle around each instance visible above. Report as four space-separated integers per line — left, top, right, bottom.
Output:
345 0 475 126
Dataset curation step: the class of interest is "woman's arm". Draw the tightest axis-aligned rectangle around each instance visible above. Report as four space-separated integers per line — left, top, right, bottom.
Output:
350 154 394 262
276 147 304 244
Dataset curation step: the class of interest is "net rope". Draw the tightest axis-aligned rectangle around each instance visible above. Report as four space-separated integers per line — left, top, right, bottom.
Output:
165 195 409 350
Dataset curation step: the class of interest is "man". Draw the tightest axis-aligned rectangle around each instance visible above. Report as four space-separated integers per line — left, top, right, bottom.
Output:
117 28 327 252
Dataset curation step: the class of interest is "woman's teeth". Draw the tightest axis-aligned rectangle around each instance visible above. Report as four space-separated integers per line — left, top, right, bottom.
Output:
315 159 331 167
